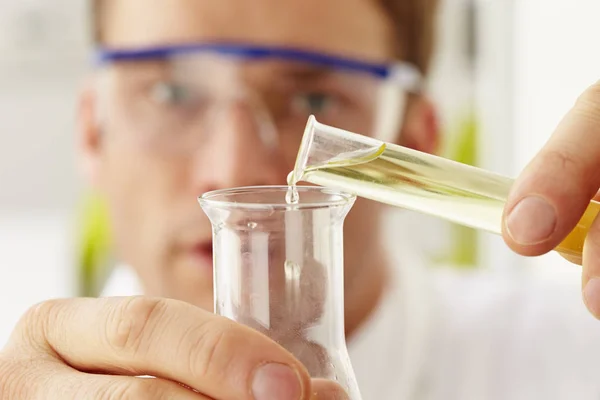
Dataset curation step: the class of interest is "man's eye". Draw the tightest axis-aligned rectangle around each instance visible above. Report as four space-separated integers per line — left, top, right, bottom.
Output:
292 93 335 115
150 82 194 106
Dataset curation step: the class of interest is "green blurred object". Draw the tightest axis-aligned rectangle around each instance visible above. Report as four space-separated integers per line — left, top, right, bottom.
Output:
439 111 480 268
76 192 113 297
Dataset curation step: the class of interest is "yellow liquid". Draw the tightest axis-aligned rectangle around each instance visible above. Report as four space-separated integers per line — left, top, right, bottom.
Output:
289 143 600 264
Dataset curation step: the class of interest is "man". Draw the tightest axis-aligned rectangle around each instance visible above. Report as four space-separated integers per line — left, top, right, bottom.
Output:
2 1 600 399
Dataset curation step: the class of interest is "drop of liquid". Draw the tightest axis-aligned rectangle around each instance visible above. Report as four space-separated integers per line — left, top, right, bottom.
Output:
286 171 300 205
286 186 299 205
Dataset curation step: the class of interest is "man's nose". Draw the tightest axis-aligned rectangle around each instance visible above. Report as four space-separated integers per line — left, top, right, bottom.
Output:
192 101 286 192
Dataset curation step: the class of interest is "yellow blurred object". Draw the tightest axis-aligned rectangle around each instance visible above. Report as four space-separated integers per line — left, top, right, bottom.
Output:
76 192 113 297
438 111 479 268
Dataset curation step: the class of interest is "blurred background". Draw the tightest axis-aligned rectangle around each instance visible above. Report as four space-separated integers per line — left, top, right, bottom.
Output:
0 0 599 345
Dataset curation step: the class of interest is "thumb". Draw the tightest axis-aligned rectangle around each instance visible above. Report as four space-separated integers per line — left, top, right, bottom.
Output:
502 81 600 258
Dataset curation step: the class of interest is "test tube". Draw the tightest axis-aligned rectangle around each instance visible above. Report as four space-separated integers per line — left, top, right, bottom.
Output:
199 186 361 400
289 116 600 264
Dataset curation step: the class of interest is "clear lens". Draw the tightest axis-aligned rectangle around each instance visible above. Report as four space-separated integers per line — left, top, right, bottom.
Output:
96 52 407 161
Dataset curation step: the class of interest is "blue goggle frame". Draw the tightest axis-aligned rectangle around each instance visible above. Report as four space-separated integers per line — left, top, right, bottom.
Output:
94 42 397 79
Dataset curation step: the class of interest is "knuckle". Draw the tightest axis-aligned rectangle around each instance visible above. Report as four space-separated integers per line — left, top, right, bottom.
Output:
14 299 65 350
539 147 599 201
187 320 235 379
545 148 578 172
574 82 600 124
20 300 53 329
541 147 586 184
105 297 167 356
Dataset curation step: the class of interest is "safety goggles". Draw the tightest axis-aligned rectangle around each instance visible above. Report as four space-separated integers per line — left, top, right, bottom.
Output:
94 42 423 161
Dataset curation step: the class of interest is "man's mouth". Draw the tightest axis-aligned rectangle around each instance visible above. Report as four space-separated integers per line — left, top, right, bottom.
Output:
189 241 214 267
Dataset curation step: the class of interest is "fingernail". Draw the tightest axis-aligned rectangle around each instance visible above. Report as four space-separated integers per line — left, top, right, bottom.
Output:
506 196 557 245
252 363 303 400
584 278 600 319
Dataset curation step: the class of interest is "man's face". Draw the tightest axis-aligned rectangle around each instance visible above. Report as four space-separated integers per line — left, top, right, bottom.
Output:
82 0 436 310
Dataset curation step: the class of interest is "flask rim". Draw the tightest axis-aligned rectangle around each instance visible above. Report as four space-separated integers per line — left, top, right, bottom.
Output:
198 185 355 211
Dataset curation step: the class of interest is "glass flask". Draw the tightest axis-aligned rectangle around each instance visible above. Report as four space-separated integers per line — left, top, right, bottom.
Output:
199 186 361 400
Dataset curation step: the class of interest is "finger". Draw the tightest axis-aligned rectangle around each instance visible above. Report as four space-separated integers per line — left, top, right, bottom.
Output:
50 374 213 400
503 81 600 256
310 379 350 400
0 356 211 400
582 212 600 319
15 297 310 400
560 191 600 265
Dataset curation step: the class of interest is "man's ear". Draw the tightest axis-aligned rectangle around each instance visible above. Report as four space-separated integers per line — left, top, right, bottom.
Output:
77 80 103 188
397 95 440 155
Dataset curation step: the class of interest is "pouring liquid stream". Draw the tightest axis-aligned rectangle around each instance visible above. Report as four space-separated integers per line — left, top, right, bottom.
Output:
285 184 299 205
287 139 600 264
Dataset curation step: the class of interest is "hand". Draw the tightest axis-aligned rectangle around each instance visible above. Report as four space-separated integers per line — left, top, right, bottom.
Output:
0 296 347 399
501 81 600 318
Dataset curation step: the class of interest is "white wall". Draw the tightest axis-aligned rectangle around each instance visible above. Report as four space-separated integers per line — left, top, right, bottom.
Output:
0 0 88 211
0 213 75 345
0 0 88 345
